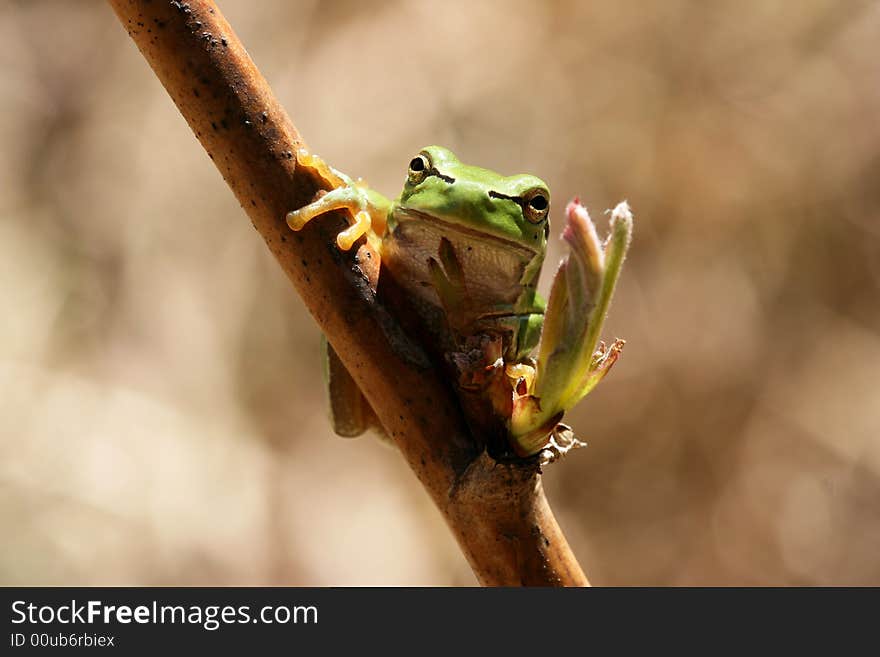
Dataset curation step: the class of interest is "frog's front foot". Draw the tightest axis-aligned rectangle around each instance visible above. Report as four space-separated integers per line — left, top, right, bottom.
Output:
510 199 633 457
286 149 387 251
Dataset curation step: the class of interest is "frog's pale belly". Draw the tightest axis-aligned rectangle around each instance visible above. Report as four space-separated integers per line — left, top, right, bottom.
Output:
382 208 538 312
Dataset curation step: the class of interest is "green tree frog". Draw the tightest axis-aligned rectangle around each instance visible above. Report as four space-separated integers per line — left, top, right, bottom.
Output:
287 146 632 461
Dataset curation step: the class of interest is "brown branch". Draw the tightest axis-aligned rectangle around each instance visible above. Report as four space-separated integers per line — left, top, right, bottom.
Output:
107 0 588 586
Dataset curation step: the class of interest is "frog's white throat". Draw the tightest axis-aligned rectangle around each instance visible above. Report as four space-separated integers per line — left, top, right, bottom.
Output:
384 207 539 310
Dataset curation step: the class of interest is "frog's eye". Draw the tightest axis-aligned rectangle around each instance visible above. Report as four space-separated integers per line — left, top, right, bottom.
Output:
523 189 550 223
408 153 431 184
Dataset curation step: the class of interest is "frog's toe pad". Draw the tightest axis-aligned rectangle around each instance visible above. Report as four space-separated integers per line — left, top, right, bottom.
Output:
336 210 371 251
286 209 308 231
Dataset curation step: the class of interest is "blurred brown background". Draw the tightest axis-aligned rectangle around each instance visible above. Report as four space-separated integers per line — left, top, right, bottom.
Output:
2 0 878 585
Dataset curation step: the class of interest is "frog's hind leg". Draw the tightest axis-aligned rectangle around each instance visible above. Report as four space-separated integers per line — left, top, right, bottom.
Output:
322 337 391 444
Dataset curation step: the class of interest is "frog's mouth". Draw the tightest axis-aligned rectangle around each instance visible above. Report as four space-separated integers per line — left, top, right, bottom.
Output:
394 207 539 258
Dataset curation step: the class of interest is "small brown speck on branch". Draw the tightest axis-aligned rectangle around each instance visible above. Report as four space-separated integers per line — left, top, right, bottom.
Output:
107 0 588 586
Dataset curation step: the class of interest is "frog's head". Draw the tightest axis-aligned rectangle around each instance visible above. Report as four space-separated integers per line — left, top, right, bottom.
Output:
395 146 550 252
